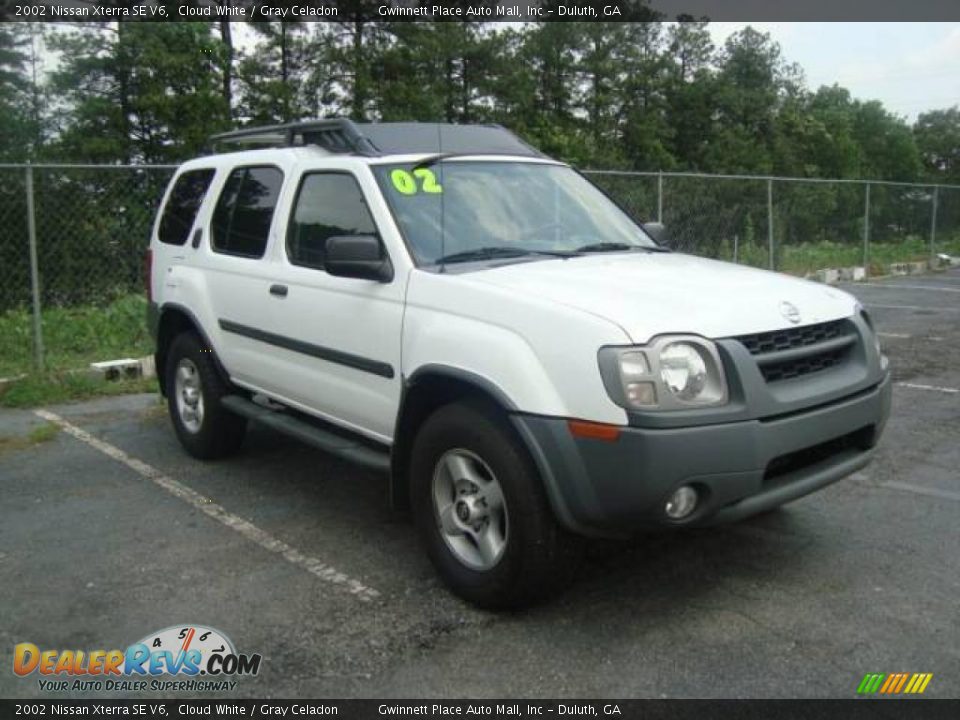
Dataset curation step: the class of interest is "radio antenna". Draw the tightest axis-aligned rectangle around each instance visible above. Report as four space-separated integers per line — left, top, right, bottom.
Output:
438 122 446 273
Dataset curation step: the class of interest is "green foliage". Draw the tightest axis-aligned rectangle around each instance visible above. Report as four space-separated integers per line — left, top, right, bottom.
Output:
0 421 59 456
0 294 153 378
5 19 953 188
46 23 230 163
915 107 960 184
28 422 60 444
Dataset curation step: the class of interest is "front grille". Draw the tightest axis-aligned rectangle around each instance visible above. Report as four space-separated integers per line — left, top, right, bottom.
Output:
737 320 846 355
763 426 874 485
735 320 855 383
760 347 848 382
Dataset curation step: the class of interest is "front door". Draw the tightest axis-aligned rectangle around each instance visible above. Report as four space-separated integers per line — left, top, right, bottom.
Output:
257 170 404 443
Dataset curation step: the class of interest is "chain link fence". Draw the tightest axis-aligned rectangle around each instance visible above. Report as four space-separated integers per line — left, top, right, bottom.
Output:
0 164 175 378
2 164 959 378
588 171 960 275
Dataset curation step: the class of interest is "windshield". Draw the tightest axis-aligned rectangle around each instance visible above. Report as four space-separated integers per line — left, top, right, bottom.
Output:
372 161 657 266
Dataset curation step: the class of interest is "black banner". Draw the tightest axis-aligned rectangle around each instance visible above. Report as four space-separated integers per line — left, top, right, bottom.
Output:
2 700 960 720
3 0 960 22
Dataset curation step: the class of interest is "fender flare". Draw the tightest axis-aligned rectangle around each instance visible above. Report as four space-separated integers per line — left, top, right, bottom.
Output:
392 364 591 535
155 302 230 395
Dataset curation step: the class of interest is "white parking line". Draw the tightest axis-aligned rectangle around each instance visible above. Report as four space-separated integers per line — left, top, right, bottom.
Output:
878 332 911 339
881 481 960 503
859 282 960 293
34 409 381 603
895 382 959 395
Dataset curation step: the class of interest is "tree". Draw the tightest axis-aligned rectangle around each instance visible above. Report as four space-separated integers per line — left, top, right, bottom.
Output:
378 21 498 124
853 100 920 181
914 106 960 184
236 21 310 124
49 23 229 163
0 23 46 161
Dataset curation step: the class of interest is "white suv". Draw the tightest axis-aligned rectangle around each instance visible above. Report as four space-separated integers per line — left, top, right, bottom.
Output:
147 120 891 608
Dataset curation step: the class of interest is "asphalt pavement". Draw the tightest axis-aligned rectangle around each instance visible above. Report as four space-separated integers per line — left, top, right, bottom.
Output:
1 268 958 699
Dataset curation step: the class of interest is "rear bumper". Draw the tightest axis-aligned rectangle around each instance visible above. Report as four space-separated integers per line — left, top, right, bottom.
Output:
512 372 892 538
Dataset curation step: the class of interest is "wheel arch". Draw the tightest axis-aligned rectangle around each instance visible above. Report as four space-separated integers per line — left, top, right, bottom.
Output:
155 303 228 397
389 365 584 535
390 365 517 513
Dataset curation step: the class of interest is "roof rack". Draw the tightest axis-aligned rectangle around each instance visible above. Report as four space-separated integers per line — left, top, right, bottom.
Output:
209 119 545 159
210 119 379 155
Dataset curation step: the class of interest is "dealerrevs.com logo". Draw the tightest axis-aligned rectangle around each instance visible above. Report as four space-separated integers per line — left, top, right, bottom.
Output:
13 625 262 693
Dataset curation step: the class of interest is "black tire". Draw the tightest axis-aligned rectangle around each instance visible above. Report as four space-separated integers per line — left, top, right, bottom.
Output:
165 332 246 460
410 400 582 609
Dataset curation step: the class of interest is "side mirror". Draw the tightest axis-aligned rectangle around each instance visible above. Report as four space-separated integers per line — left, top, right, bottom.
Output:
643 222 671 248
325 235 393 282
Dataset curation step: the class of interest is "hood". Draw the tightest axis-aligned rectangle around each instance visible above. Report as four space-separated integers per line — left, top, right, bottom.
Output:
463 252 858 343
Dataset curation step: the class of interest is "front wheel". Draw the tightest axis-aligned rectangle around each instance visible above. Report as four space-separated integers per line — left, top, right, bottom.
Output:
410 401 582 609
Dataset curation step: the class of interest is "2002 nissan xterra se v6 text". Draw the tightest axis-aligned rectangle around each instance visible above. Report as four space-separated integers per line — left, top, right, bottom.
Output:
147 120 891 608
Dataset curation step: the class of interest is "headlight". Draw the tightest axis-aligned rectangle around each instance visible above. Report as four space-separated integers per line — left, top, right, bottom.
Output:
599 336 728 411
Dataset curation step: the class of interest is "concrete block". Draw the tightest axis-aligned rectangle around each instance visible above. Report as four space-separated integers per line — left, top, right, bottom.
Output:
813 268 840 284
89 358 141 382
139 355 156 380
837 266 867 282
888 263 910 276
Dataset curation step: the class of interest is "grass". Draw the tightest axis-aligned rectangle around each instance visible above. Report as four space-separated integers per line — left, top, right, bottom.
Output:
0 421 60 456
715 236 960 276
0 373 158 409
28 422 60 443
0 293 152 379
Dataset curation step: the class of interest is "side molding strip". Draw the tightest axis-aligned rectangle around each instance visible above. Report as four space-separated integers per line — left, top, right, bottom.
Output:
218 319 395 379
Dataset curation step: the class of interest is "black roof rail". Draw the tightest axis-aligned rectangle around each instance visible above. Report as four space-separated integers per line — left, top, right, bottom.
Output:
209 119 546 159
210 119 379 155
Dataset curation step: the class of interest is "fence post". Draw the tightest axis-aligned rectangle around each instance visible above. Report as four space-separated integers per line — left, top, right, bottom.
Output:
25 163 44 371
929 186 939 261
862 182 871 272
657 171 663 223
767 178 774 270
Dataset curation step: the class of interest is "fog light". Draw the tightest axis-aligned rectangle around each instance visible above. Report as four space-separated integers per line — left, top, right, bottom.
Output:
665 485 698 520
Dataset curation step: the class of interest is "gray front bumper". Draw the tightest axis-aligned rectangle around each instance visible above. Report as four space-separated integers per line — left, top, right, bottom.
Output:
513 372 892 538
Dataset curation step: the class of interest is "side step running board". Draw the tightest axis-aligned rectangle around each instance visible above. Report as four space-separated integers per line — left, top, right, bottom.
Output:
220 395 390 473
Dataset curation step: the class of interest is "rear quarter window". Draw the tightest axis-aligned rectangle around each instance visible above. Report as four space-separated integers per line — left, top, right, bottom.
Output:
158 169 215 246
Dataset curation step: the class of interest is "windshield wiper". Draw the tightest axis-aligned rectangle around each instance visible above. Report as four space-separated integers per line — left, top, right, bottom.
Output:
574 242 670 253
436 246 577 265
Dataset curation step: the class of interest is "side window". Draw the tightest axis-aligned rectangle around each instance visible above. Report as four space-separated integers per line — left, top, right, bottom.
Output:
287 173 378 270
211 166 284 258
158 169 215 245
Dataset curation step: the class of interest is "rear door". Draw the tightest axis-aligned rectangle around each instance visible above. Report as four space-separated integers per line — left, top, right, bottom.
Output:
200 164 288 386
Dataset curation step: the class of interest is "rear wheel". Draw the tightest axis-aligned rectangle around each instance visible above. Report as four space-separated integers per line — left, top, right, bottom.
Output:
410 401 582 609
165 332 246 459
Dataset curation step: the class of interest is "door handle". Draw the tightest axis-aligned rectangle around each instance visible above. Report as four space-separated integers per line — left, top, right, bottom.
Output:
191 228 202 249
269 284 288 297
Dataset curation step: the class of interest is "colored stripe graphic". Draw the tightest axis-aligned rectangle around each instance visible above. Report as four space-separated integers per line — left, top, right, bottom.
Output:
880 674 897 693
858 673 932 694
893 673 909 693
858 674 885 694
